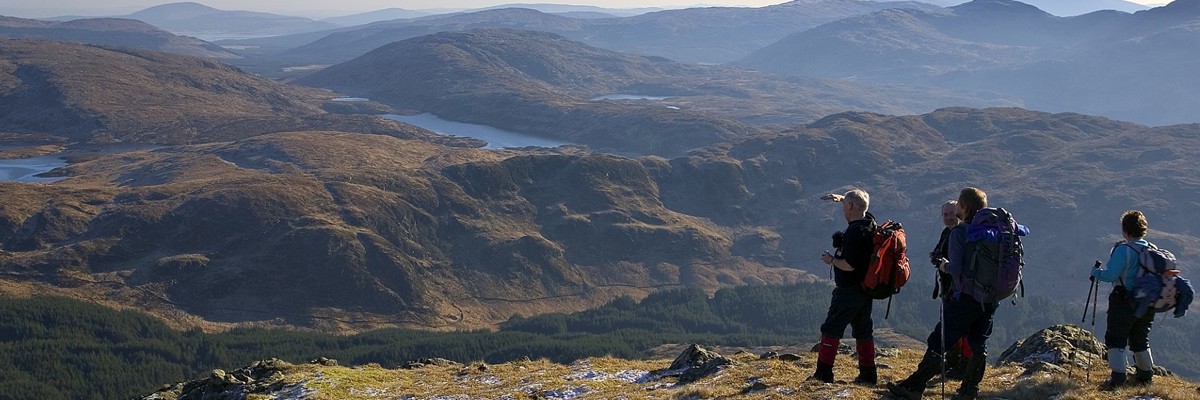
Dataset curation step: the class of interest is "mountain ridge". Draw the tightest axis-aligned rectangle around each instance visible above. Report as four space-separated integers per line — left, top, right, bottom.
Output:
0 15 240 59
737 0 1200 125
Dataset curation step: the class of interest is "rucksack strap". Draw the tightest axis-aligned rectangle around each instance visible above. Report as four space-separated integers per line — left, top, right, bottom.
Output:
1118 241 1151 287
885 295 893 319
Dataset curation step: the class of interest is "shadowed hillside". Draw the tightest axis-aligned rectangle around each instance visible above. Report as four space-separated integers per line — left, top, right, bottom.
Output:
738 0 1200 125
0 16 238 59
0 39 475 146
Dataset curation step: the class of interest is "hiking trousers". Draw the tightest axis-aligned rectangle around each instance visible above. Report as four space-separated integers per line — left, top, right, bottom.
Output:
1105 287 1155 351
894 295 997 396
820 286 874 340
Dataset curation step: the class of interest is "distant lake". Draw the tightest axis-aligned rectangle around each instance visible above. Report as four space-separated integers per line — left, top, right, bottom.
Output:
332 97 370 102
0 155 68 183
590 94 670 101
383 113 570 150
0 144 159 183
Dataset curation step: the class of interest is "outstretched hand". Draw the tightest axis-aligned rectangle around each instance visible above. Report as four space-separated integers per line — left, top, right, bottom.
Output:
821 193 844 202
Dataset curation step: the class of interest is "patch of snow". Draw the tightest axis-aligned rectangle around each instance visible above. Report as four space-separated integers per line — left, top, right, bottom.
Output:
775 387 795 395
1129 396 1164 400
542 386 590 400
614 370 652 384
518 383 543 394
565 370 612 381
474 375 501 385
836 388 852 397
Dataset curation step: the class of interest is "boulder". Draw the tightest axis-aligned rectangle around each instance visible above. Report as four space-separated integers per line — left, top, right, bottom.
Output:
401 357 460 369
998 324 1104 370
657 344 734 383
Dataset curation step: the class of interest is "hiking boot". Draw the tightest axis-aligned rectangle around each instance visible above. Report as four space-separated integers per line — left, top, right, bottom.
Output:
944 360 968 381
1099 371 1128 391
807 362 834 383
1134 368 1154 385
886 381 924 400
950 387 978 400
852 366 877 386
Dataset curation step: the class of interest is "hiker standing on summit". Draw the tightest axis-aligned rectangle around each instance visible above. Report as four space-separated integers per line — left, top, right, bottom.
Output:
932 200 970 379
1092 210 1158 390
889 187 1028 400
810 189 878 385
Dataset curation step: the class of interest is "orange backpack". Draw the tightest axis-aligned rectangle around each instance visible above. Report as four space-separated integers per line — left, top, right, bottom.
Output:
863 220 911 301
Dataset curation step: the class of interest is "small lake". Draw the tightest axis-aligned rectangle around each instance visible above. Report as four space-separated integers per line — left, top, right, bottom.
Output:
0 144 160 183
0 155 68 183
383 113 570 150
590 94 670 101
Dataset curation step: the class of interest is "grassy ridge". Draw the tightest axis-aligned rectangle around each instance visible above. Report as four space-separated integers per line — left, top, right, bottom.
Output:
2 282 1198 399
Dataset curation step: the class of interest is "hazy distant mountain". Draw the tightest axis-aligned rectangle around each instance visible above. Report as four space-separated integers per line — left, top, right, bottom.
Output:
281 8 587 65
575 0 942 63
0 39 472 146
468 3 662 16
319 8 433 26
224 0 942 70
124 2 338 39
881 0 1151 15
0 15 238 58
738 0 1200 125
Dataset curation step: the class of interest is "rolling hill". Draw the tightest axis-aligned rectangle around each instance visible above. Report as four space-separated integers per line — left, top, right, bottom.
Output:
4 106 1199 335
123 2 338 39
0 15 238 59
0 39 471 146
295 28 1020 155
222 0 942 68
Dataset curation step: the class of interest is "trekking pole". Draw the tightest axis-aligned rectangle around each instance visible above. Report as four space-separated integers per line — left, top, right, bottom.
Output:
1087 260 1101 383
939 281 946 400
1082 270 1095 323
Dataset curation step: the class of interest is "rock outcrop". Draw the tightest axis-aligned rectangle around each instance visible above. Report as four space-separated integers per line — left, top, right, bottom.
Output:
656 344 734 383
998 324 1105 371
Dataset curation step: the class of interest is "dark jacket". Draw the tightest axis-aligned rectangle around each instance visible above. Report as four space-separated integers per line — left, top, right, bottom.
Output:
932 225 956 299
834 212 876 288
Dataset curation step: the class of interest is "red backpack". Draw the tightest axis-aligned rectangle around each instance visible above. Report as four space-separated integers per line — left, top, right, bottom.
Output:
863 220 911 300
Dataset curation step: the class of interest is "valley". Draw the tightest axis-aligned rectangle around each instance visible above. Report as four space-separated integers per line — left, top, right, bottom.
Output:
1 0 1198 398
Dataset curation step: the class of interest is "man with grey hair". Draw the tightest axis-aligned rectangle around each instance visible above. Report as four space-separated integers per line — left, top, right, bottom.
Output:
811 189 878 385
932 200 969 380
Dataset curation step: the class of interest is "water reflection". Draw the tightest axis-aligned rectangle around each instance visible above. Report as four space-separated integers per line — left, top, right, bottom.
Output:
382 113 570 149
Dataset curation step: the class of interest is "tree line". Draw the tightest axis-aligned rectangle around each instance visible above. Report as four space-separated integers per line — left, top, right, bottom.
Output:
1 282 1196 399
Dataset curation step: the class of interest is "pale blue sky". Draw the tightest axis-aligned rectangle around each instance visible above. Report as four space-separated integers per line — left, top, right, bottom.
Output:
0 0 1171 18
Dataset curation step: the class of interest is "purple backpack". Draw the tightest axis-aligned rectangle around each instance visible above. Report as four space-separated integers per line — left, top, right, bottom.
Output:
960 208 1027 304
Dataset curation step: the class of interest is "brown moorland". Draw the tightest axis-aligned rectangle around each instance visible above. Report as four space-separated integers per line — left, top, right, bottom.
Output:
3 107 1199 335
0 39 478 147
0 131 813 332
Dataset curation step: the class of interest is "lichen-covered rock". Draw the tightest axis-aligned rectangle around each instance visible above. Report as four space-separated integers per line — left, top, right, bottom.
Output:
998 324 1104 370
140 358 295 400
656 343 733 383
402 357 460 369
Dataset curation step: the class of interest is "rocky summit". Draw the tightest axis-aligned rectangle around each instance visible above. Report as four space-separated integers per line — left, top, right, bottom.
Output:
141 327 1200 399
